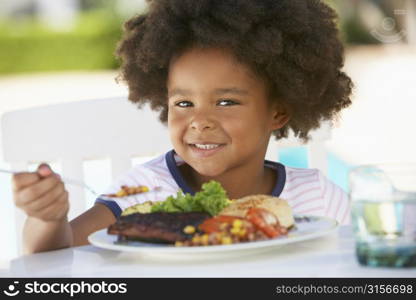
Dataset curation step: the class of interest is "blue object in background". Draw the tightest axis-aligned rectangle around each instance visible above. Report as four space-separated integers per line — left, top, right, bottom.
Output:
278 146 354 193
327 151 354 193
278 147 308 168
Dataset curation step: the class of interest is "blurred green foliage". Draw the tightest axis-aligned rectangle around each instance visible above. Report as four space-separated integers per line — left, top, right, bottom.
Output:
0 1 381 75
0 10 123 74
325 0 380 45
341 17 380 45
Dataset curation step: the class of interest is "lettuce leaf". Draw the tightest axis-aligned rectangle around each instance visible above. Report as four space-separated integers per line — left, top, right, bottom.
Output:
150 180 230 216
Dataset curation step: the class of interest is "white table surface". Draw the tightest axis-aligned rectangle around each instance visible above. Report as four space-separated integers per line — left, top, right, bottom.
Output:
5 226 416 277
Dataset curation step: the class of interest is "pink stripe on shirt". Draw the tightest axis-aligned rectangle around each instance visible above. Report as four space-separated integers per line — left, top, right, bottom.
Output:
284 179 319 193
324 181 335 216
286 171 318 182
282 166 349 224
332 188 343 219
296 205 325 214
290 186 321 200
292 195 323 209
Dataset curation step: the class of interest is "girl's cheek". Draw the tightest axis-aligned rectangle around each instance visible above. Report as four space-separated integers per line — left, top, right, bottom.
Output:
216 113 242 127
168 114 188 140
168 113 187 128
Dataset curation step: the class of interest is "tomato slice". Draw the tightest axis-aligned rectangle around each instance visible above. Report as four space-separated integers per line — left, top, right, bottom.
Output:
246 208 281 238
199 215 244 234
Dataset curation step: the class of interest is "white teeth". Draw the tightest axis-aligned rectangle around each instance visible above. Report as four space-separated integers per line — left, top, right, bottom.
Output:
194 144 220 150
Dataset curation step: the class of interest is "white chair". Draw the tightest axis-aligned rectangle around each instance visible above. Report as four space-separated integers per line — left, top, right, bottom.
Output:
1 97 171 254
1 96 331 255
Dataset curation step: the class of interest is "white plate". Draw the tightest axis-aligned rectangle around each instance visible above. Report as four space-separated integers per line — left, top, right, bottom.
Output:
88 215 338 257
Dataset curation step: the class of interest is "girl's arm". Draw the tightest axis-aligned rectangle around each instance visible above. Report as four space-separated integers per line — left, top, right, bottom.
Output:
23 217 73 254
70 203 116 246
22 204 116 253
13 164 116 254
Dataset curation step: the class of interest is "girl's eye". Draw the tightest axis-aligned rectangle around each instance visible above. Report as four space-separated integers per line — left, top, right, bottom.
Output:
175 101 193 108
217 99 239 106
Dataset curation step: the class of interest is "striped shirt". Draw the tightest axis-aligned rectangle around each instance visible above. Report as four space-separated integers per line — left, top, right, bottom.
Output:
96 150 350 224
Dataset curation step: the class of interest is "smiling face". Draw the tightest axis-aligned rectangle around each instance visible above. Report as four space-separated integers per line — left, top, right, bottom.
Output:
167 47 289 182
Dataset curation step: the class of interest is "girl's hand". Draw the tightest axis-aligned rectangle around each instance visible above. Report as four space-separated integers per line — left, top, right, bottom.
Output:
12 164 69 222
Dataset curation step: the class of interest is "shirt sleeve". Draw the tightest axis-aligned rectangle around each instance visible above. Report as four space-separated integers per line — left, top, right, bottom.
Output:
318 170 351 225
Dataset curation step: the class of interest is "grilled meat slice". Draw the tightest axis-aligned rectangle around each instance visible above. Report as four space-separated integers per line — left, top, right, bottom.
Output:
107 212 210 244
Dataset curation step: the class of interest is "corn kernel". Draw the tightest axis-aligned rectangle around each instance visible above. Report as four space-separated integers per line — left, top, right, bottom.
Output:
116 190 127 197
230 227 240 235
175 241 184 247
232 219 243 228
192 235 201 244
141 186 149 192
183 225 196 234
221 236 232 245
201 234 209 245
238 229 247 237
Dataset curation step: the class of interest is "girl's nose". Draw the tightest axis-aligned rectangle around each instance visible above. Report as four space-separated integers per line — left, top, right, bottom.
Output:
190 111 216 132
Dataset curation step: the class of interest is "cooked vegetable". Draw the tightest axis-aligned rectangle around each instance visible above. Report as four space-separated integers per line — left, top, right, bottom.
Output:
177 206 291 246
199 215 245 234
105 185 150 198
183 225 196 234
246 207 283 238
121 201 155 216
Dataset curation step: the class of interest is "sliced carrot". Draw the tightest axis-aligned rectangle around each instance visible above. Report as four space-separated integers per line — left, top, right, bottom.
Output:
246 208 281 238
199 215 244 233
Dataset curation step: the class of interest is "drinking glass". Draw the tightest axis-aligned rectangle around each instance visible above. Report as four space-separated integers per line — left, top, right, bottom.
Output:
349 163 416 267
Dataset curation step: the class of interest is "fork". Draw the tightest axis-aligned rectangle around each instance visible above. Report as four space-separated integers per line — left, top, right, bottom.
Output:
0 168 162 201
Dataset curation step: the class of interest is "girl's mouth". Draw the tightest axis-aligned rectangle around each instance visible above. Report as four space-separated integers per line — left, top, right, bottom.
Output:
188 143 226 157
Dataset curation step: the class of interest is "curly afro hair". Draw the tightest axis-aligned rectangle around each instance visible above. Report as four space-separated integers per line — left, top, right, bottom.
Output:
116 0 353 142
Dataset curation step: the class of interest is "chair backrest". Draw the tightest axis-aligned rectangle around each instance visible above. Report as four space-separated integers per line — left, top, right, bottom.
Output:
1 96 331 254
1 97 171 254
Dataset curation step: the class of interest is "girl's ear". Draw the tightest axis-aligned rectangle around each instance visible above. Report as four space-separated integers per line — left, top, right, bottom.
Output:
270 104 291 131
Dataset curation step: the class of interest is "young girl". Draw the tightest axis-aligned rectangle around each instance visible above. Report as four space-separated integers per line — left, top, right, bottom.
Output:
12 0 353 253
